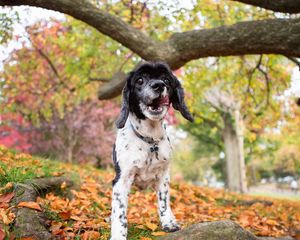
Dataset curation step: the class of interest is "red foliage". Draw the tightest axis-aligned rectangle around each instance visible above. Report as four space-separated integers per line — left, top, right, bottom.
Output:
0 113 32 152
30 100 119 166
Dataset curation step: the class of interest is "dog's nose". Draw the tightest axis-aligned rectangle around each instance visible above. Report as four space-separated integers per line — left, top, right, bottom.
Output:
150 81 166 92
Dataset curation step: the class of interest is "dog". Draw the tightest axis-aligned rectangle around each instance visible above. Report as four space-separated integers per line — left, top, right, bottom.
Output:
110 61 193 240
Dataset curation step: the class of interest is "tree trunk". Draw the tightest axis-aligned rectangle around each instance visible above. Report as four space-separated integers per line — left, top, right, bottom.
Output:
222 109 247 193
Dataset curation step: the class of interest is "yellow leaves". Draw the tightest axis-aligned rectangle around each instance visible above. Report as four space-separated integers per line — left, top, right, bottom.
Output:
60 181 67 189
265 219 279 226
151 231 167 236
145 222 157 231
17 201 42 211
0 208 15 224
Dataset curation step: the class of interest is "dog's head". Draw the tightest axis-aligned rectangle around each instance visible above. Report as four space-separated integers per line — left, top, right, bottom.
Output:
116 62 194 128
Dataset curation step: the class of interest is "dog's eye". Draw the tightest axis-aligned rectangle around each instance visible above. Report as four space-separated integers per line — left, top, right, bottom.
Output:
163 78 170 85
136 78 144 85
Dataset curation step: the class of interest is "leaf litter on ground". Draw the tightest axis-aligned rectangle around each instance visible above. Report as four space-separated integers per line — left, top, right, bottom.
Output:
0 145 299 239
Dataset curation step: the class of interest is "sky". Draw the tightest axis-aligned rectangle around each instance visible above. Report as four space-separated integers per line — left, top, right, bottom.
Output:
0 4 299 97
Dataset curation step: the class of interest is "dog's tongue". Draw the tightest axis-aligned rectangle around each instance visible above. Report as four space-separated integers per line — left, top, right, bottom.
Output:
159 96 170 106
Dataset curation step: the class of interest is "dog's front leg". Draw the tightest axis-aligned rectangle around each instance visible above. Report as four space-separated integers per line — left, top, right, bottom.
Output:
110 175 133 240
157 171 180 232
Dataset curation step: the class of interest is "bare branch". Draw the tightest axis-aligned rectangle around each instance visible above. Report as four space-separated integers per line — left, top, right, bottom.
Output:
245 55 263 107
255 60 271 108
30 41 60 80
285 56 300 70
194 113 222 131
232 0 300 14
89 77 111 82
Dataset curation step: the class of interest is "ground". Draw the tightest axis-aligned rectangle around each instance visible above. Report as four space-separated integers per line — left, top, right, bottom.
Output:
0 145 299 239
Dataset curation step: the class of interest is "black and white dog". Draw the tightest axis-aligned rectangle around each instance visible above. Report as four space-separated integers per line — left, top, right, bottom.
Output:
110 62 193 240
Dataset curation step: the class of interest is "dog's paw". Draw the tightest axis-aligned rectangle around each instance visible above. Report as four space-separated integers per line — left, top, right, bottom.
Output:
162 223 181 232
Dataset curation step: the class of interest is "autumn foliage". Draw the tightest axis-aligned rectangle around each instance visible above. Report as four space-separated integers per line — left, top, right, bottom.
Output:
0 146 299 239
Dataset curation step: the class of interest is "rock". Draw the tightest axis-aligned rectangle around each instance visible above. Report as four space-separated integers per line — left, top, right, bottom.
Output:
258 237 294 240
159 220 258 240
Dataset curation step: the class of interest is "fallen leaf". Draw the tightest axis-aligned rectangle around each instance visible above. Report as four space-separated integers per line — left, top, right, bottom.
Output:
266 219 279 226
17 202 42 211
0 192 14 203
140 237 152 240
0 183 13 193
60 181 67 189
19 237 36 240
145 222 157 231
81 231 100 240
151 231 167 236
58 210 71 220
0 208 15 224
50 222 63 232
0 203 9 209
52 172 64 177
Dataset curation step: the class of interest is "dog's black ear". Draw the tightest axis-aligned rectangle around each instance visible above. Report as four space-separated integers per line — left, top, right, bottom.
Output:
116 72 133 128
171 76 194 122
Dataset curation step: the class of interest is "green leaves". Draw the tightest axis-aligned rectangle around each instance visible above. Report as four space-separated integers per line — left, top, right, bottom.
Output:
0 10 19 44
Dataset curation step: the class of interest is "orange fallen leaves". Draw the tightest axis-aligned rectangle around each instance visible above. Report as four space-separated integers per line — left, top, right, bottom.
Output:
81 231 101 240
151 231 167 236
0 208 15 224
0 146 299 239
0 192 14 203
145 222 158 231
17 201 42 211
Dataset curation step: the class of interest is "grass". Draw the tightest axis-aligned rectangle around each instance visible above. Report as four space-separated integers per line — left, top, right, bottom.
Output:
0 145 67 188
128 225 154 239
248 191 300 201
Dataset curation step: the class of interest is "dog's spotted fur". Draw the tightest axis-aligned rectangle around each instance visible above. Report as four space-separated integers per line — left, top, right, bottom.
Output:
110 62 193 240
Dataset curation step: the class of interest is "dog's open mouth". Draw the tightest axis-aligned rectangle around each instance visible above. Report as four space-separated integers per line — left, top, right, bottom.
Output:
147 96 169 114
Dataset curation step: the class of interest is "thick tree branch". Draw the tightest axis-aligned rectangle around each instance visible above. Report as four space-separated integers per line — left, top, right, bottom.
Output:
167 18 300 68
97 71 127 99
1 0 300 99
0 0 169 62
233 0 300 14
1 0 300 70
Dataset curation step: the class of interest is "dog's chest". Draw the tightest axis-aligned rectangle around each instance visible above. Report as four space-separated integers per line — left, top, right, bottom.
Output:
116 127 171 189
134 140 170 188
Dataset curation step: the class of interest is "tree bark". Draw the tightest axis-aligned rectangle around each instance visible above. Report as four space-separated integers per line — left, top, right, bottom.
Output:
12 177 73 239
205 88 247 193
232 0 300 14
222 111 247 193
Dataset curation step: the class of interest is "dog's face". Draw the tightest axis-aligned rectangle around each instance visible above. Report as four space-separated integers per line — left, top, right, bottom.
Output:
116 62 194 128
